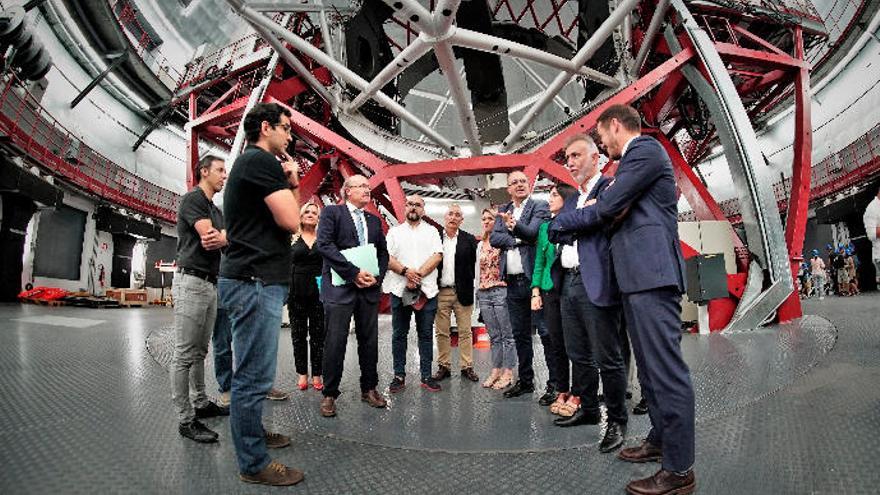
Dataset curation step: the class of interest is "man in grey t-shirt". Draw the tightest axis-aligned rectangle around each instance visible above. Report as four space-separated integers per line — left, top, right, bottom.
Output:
171 155 229 443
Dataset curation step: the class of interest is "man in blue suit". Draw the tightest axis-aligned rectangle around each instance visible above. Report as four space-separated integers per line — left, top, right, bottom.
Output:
490 170 550 398
550 134 629 454
316 174 390 418
551 105 695 495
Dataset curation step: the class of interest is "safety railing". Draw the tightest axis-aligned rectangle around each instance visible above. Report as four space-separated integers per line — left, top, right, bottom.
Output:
0 75 179 222
109 0 183 90
678 121 880 223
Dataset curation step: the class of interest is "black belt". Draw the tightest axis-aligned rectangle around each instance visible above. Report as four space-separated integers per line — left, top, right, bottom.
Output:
505 274 527 282
563 266 580 275
178 267 217 285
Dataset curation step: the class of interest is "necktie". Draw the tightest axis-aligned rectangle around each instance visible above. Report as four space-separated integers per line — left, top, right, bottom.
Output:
354 209 366 246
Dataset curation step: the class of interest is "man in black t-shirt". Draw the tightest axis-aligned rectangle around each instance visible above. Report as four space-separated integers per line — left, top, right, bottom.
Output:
171 155 229 443
217 103 304 487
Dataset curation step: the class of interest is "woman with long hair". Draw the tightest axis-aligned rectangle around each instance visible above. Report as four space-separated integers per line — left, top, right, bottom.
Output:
289 202 325 391
476 208 517 389
531 184 579 415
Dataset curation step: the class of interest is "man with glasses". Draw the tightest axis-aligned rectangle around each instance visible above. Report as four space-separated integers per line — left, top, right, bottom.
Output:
317 174 390 416
219 102 303 486
490 170 550 398
432 203 480 383
384 195 444 393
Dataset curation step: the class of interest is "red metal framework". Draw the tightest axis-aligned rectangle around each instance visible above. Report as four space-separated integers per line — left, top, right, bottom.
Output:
178 1 880 329
110 0 183 89
0 75 178 221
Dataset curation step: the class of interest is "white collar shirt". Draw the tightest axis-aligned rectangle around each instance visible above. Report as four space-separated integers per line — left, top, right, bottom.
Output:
559 174 601 269
505 198 529 275
382 220 443 298
440 230 458 287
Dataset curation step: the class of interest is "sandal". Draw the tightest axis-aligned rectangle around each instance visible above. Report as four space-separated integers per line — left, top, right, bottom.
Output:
557 396 581 417
482 372 500 388
297 375 309 391
550 393 569 415
492 375 513 390
312 376 324 391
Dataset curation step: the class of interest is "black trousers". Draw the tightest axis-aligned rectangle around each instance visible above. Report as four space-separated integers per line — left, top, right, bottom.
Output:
321 292 379 399
288 295 325 376
542 289 570 393
559 271 628 424
505 275 534 384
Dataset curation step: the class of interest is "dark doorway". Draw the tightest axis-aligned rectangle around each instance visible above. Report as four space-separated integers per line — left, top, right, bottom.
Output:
33 205 87 281
111 234 136 289
0 194 36 300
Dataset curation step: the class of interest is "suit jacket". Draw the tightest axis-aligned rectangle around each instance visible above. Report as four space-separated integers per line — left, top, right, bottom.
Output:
316 204 389 305
531 221 562 292
550 175 621 306
436 228 478 306
489 197 550 280
551 135 686 295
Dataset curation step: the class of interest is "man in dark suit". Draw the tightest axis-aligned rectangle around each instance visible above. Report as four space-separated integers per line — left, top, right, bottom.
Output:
316 174 390 418
490 170 550 398
550 134 629 453
554 105 695 495
433 203 480 382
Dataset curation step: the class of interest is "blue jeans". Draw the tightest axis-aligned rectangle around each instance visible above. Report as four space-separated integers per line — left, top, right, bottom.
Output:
477 287 517 369
212 304 233 394
390 294 438 380
218 277 288 475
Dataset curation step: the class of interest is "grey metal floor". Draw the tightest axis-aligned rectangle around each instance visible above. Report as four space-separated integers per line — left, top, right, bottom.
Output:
0 294 876 494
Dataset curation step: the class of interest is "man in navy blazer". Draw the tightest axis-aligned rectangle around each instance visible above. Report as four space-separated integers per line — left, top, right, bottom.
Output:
553 105 695 495
550 134 629 453
316 174 390 418
490 170 550 398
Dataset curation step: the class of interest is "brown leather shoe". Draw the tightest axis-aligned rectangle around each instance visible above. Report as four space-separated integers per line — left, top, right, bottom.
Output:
625 469 695 495
618 440 663 463
461 367 479 382
361 389 387 408
265 431 290 449
432 365 451 381
320 396 336 417
239 460 304 486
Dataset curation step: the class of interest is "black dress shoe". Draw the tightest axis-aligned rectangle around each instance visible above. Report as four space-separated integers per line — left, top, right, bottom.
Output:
553 408 601 427
599 421 627 453
195 401 229 419
632 397 648 415
179 420 219 443
503 380 534 398
538 385 557 406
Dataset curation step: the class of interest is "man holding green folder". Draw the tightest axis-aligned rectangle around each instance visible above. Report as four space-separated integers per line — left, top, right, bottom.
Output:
316 174 389 418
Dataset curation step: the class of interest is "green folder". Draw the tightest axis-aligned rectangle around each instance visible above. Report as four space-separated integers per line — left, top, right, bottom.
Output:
331 243 380 286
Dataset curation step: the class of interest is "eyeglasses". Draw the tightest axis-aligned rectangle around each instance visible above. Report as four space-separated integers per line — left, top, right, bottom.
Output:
273 123 292 134
406 201 424 208
347 184 371 191
508 178 528 186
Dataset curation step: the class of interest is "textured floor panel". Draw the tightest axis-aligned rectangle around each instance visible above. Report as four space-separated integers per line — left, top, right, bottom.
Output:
0 294 876 494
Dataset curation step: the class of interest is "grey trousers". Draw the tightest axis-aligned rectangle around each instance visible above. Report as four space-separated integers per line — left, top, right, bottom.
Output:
170 272 218 423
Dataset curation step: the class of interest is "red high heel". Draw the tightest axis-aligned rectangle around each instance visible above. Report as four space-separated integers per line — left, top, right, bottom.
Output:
297 375 308 391
312 377 324 391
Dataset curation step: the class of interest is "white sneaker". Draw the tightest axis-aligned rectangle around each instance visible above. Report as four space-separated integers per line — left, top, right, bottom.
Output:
217 391 231 407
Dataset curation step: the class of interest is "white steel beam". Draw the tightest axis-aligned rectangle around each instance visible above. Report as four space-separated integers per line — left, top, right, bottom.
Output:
233 1 458 155
631 0 671 77
501 0 641 150
347 38 432 112
434 41 482 155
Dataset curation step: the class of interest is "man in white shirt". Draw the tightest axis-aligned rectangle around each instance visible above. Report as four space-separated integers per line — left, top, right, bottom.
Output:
864 186 880 284
490 171 551 398
433 204 479 382
383 195 444 392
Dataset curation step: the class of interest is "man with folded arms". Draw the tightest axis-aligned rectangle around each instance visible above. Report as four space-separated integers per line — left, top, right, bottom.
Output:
171 154 229 444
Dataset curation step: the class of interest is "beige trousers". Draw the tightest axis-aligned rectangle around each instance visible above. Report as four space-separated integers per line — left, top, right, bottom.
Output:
434 287 474 369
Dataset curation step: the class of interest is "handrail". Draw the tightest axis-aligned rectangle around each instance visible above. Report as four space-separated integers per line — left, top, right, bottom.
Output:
109 0 184 90
679 121 880 223
0 75 179 222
